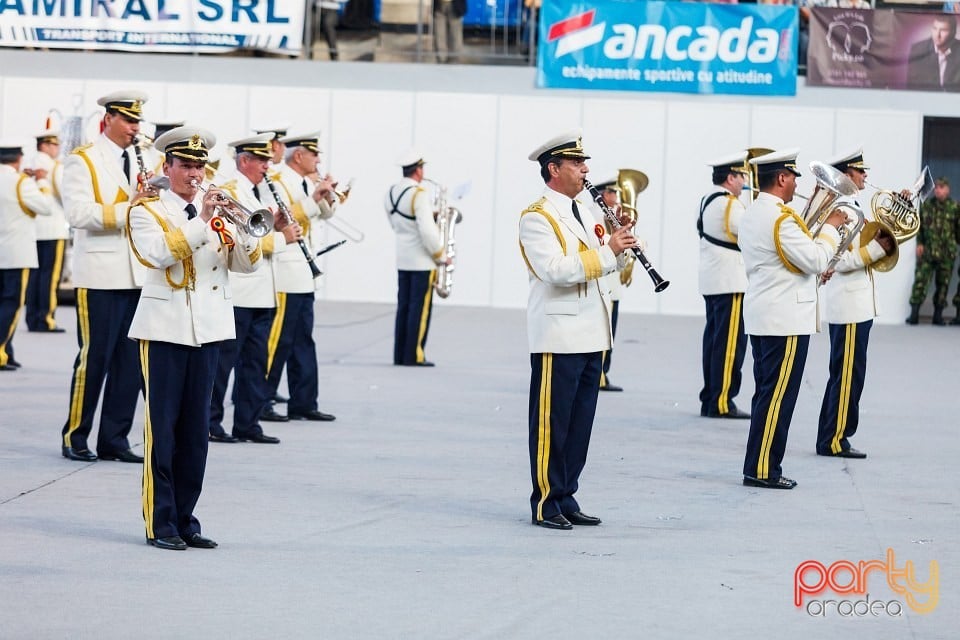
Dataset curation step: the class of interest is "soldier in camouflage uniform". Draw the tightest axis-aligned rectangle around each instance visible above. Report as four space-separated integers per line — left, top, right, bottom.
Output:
907 177 960 325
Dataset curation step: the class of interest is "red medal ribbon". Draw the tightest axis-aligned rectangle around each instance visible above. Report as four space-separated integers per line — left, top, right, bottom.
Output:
594 223 605 245
210 216 235 248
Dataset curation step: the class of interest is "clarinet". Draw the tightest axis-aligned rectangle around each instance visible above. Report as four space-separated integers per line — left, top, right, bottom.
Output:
584 179 669 293
132 135 150 190
263 175 323 279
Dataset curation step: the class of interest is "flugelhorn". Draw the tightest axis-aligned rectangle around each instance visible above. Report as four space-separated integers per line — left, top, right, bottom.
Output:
585 178 669 293
148 176 275 237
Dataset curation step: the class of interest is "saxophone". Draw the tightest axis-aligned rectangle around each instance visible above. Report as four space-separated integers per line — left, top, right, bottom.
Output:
432 183 463 299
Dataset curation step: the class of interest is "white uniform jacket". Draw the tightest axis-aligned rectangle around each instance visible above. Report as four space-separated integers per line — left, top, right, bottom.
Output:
820 196 887 325
127 190 260 346
519 187 624 354
698 188 748 295
739 192 841 336
384 177 444 271
0 165 53 269
30 151 69 241
270 164 331 294
221 174 286 308
62 135 146 289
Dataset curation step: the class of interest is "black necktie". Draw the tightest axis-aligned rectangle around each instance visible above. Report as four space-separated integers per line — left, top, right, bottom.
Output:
121 150 131 181
252 184 261 201
571 201 585 230
185 204 197 220
302 179 309 196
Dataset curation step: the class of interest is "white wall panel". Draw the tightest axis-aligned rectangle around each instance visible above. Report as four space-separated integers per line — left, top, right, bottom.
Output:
322 89 415 303
413 92 498 307
491 95 583 309
162 82 250 164
582 98 668 315
660 101 752 317
748 105 837 199
0 77 86 153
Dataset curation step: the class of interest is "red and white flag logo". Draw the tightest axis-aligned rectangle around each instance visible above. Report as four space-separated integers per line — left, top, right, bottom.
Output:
547 10 606 57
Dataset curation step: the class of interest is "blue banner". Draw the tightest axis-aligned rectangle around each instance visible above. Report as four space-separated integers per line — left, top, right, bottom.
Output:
537 0 798 96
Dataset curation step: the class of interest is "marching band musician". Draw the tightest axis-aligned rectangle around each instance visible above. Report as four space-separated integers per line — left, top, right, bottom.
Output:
252 125 289 167
739 149 845 490
142 119 185 175
127 126 261 550
520 131 634 530
384 150 447 367
59 91 150 464
207 134 301 444
0 141 54 371
259 131 337 423
590 177 625 392
698 152 751 419
25 129 70 333
816 149 895 460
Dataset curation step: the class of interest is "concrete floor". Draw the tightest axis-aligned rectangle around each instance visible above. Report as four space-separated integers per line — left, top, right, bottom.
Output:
0 301 956 639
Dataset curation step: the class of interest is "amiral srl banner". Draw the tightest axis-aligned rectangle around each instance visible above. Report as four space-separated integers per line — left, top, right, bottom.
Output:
0 0 304 55
537 0 799 96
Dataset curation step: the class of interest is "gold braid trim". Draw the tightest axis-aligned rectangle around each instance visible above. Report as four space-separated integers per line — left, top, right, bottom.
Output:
773 205 812 275
261 234 275 256
15 175 38 218
248 245 262 265
127 199 196 290
518 199 567 280
578 249 603 281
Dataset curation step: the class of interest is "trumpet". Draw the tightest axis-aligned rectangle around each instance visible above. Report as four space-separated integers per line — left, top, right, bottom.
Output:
148 176 275 237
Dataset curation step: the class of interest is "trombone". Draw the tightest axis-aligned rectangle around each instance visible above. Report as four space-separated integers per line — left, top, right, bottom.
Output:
317 177 365 242
148 176 275 237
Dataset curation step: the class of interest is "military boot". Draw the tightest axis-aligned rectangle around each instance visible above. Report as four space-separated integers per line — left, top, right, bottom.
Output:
906 304 920 325
933 306 946 326
951 309 960 325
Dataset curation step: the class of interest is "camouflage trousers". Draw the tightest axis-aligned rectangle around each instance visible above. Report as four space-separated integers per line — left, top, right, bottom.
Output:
909 257 956 307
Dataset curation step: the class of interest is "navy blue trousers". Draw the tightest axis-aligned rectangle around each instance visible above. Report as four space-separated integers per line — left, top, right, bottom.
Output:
817 320 872 455
265 292 320 414
0 268 28 368
743 335 809 481
529 352 601 521
139 339 219 540
210 306 273 438
61 288 141 455
26 239 66 331
600 300 619 387
394 270 435 365
700 293 747 415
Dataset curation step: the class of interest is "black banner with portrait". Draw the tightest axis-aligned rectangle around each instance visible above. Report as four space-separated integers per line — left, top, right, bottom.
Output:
807 8 960 92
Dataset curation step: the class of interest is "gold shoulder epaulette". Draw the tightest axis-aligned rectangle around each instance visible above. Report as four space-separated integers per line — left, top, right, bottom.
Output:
521 197 549 215
219 179 237 189
268 171 282 181
137 195 161 204
71 143 94 155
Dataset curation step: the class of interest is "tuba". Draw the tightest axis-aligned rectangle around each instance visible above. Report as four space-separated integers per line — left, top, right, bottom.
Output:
863 166 934 272
431 182 463 299
797 161 865 278
614 168 649 287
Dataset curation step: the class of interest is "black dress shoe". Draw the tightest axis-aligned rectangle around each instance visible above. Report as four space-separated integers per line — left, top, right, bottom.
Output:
564 511 602 526
260 408 289 422
183 532 218 549
235 432 280 444
599 383 623 392
819 447 867 459
273 393 289 403
147 536 187 550
7 358 22 369
62 446 97 462
209 432 239 443
288 410 336 421
707 406 750 419
404 361 435 367
743 475 797 489
533 514 573 530
0 364 16 371
98 449 144 463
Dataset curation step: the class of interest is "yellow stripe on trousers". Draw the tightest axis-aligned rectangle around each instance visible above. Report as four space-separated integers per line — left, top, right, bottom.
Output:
831 324 856 454
139 340 155 539
757 336 797 479
535 354 553 521
717 293 743 414
266 292 287 377
415 270 436 364
64 288 91 446
45 239 65 330
0 269 29 366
